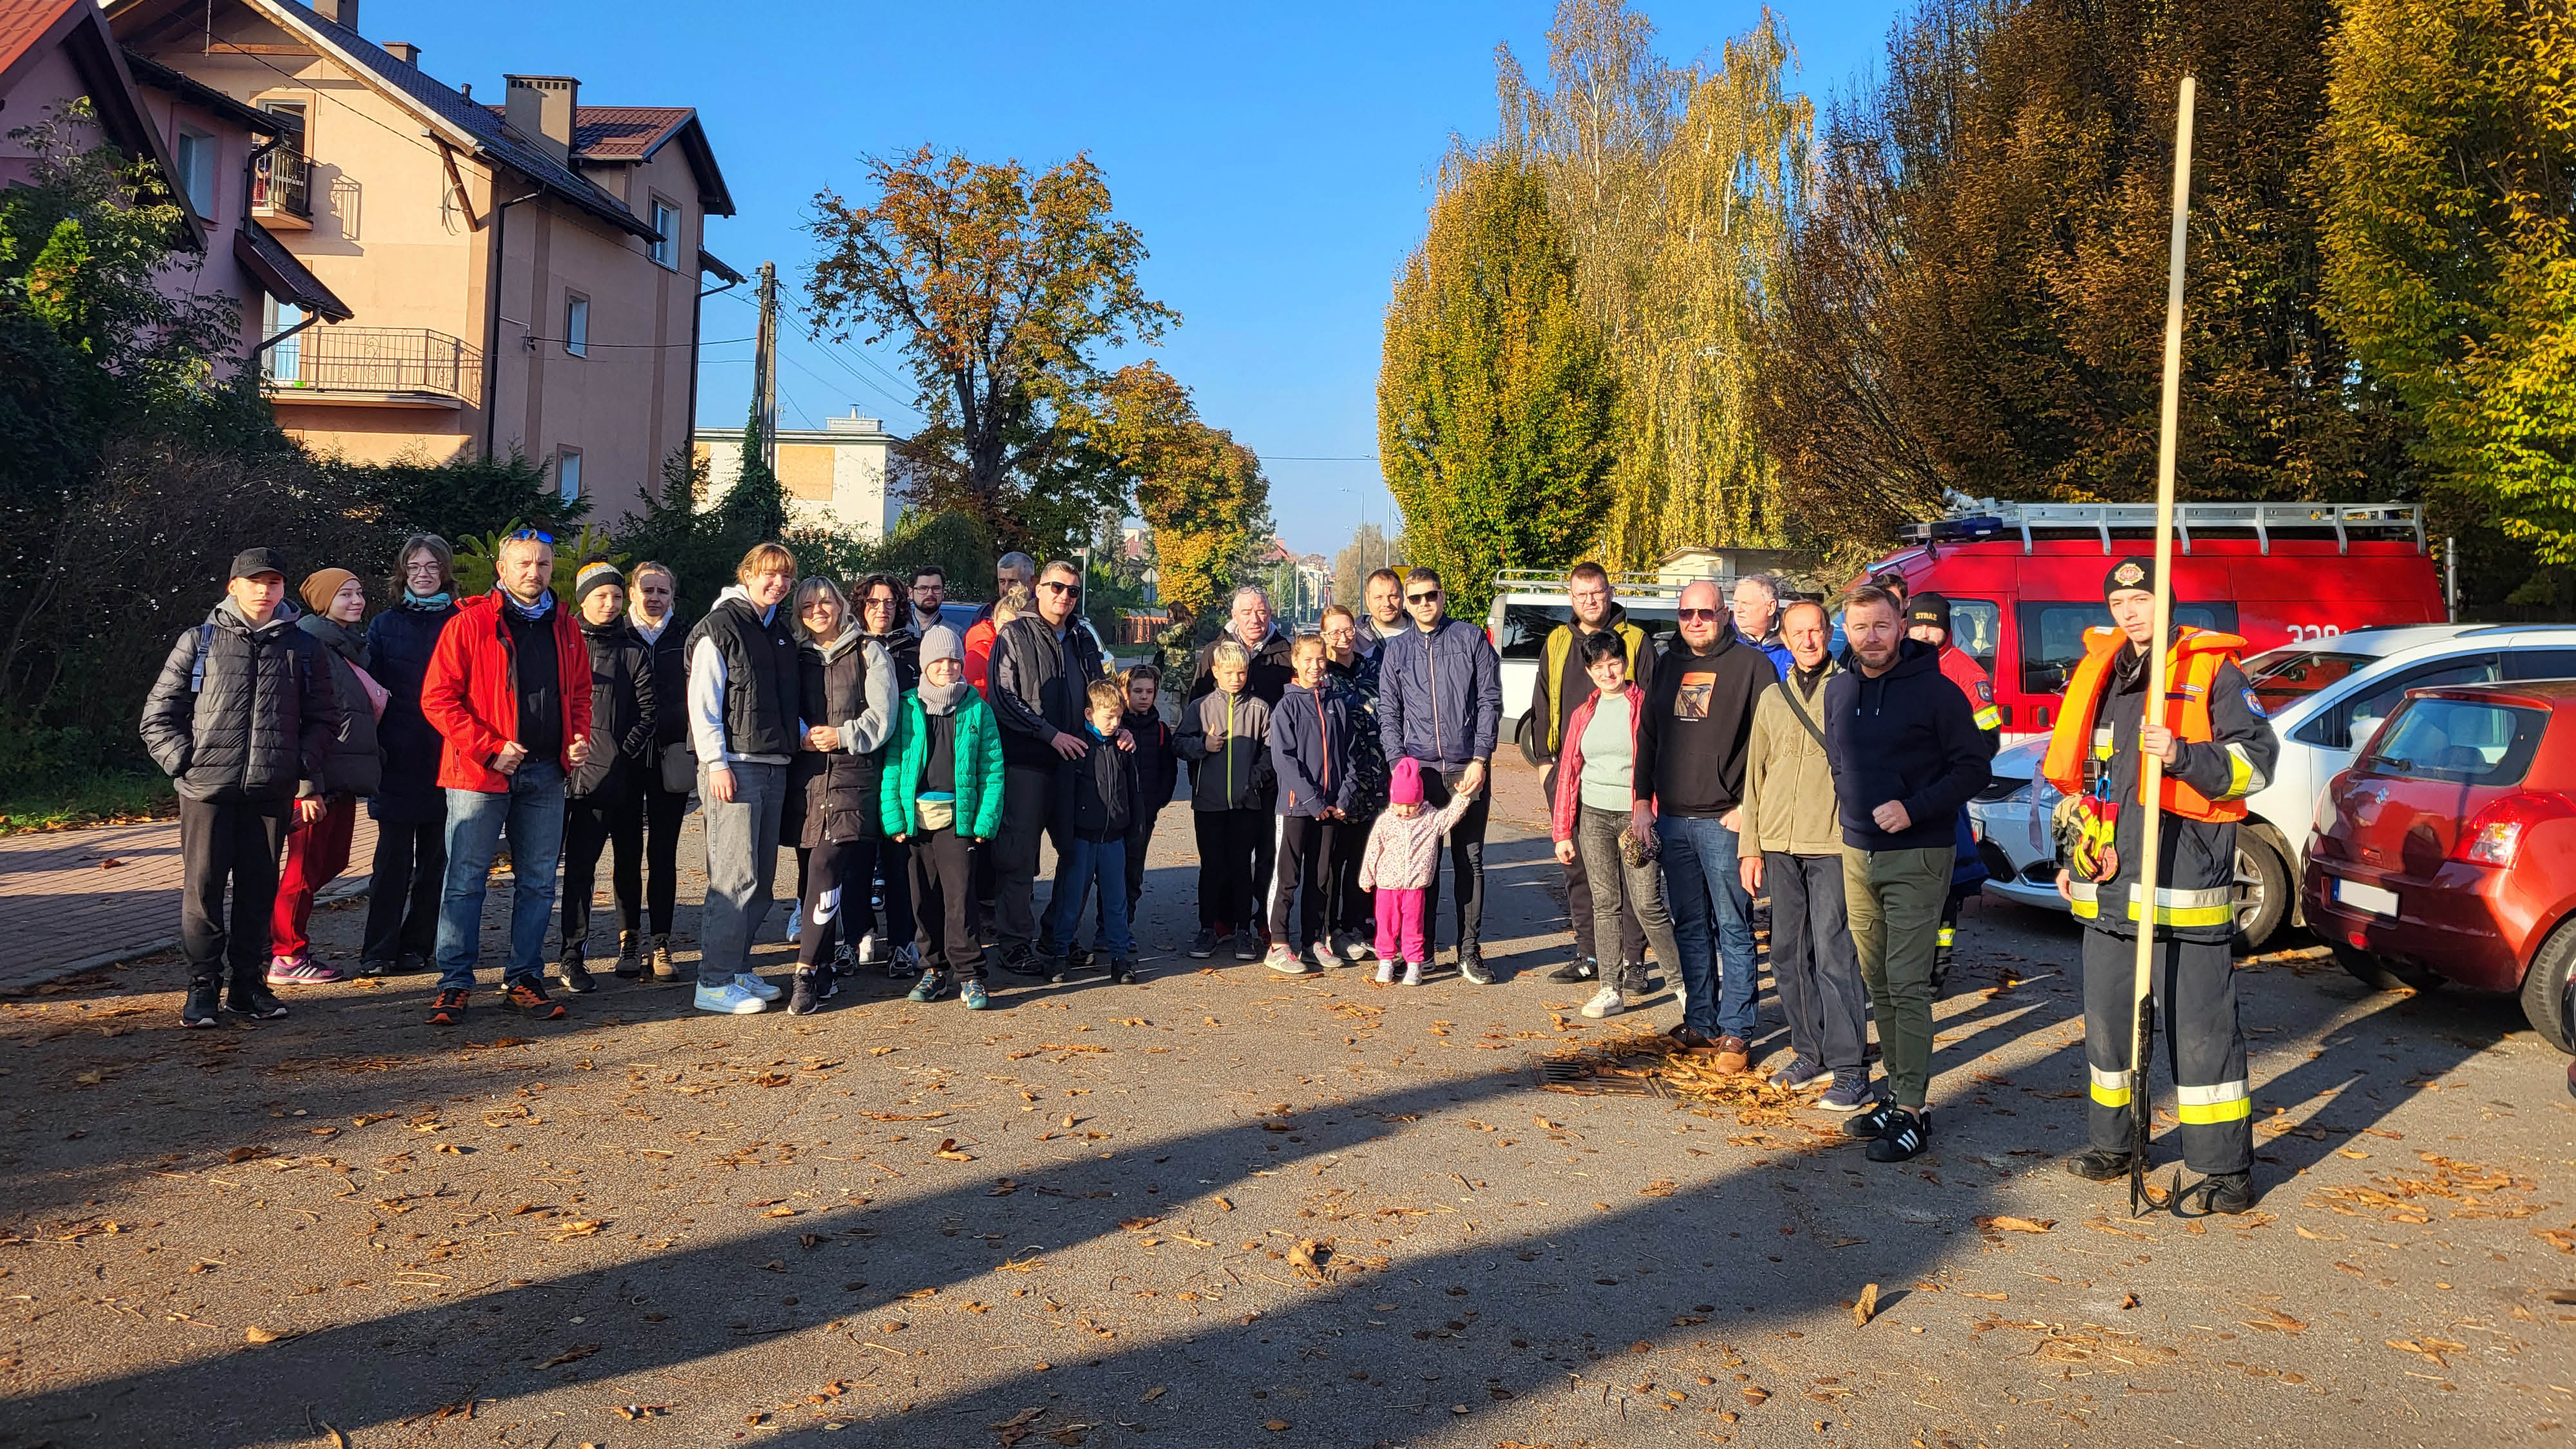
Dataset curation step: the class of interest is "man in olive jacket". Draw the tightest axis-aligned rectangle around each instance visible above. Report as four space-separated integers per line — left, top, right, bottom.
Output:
1736 599 1868 1110
140 547 344 1027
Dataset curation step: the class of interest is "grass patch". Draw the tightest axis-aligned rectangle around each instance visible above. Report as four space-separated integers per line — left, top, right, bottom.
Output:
0 767 177 836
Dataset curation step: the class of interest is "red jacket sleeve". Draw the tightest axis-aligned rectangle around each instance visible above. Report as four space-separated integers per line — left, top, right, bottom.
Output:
421 613 505 767
558 611 594 759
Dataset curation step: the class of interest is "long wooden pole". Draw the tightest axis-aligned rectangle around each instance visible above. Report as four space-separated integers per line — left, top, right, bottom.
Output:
2130 74 2197 1216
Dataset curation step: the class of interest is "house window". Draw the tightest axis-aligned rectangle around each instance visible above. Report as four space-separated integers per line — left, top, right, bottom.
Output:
564 294 589 357
174 129 216 217
649 199 677 267
557 448 583 502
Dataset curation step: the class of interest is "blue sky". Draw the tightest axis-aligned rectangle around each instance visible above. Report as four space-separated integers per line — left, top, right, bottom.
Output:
359 1 1911 555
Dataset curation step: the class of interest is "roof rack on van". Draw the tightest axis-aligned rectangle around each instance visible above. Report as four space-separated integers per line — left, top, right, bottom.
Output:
1489 568 1737 600
1899 500 2425 556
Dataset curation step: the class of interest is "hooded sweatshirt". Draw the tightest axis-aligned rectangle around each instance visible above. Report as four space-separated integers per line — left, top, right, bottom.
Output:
1632 626 1775 818
1821 638 1994 852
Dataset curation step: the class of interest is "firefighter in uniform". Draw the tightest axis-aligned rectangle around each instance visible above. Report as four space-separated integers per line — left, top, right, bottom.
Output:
2044 557 2278 1215
1906 592 1998 987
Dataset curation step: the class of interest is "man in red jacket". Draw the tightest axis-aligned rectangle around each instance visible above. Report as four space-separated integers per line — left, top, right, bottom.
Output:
421 531 593 1026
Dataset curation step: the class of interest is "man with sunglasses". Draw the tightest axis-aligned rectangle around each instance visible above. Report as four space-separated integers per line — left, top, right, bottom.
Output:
1633 579 1775 1070
1376 566 1502 983
988 559 1109 974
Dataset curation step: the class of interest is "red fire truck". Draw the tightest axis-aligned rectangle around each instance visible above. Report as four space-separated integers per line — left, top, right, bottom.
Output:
1858 500 2446 742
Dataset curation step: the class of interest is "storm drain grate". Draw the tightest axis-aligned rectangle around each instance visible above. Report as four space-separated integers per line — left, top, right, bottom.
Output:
1531 1055 1667 1097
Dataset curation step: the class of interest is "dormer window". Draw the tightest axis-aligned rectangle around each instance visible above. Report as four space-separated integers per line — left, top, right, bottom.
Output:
650 198 677 267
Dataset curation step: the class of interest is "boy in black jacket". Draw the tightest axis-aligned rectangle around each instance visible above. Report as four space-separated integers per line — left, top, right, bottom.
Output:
1048 679 1141 983
1821 586 1994 1163
1119 665 1179 920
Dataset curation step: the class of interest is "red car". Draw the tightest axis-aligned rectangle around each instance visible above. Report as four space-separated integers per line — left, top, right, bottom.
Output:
2304 680 2576 1054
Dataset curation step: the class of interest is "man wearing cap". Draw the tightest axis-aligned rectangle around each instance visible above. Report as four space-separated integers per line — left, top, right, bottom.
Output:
2042 556 2277 1214
420 531 594 1026
142 548 346 1027
1904 591 1999 985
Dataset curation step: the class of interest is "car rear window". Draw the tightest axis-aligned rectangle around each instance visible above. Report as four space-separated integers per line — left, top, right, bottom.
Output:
2360 696 2548 785
2243 649 2373 712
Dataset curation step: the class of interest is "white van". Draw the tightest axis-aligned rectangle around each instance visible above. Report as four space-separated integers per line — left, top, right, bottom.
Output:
1485 569 1732 764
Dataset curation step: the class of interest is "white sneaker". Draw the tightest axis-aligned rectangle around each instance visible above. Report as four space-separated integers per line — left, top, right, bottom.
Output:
1309 940 1340 970
1375 961 1396 984
857 929 884 965
1579 983 1627 1019
695 980 766 1014
735 971 784 1001
1400 961 1423 987
1264 945 1314 976
785 905 802 943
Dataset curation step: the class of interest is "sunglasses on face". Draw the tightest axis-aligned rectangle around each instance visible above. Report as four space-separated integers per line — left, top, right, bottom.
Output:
1406 590 1441 603
1678 607 1721 621
1038 580 1078 594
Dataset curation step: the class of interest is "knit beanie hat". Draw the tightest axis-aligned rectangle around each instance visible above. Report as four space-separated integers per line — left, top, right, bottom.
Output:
574 562 625 606
920 623 965 667
299 567 357 616
1389 755 1424 806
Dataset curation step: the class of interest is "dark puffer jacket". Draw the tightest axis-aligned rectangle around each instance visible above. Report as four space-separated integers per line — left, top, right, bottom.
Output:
298 612 381 799
570 614 658 799
788 631 898 847
365 599 455 821
140 598 343 804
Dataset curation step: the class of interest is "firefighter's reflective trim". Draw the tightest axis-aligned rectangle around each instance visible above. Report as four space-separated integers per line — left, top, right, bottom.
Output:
2069 878 2101 920
1973 704 2003 732
2218 741 2268 800
2089 1065 2134 1108
1937 925 1956 948
2174 1079 2252 1124
2121 883 2235 928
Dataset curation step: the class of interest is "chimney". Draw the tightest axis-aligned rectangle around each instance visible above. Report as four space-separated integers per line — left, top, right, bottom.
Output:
503 75 579 166
310 0 357 28
382 41 420 65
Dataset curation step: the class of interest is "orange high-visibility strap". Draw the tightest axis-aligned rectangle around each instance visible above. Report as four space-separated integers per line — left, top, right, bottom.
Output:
2038 627 2248 824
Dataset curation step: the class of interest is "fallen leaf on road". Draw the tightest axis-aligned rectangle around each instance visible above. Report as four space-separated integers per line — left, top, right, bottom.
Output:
1852 1283 1879 1327
319 1421 348 1448
1741 1387 1770 1405
1263 1421 1290 1432
1639 1179 1677 1198
991 1407 1045 1429
539 1343 598 1367
2241 1308 2306 1333
934 1139 975 1162
242 1325 294 1345
1287 1239 1331 1282
1960 1291 2007 1302
1976 1216 2054 1234
1213 1196 1233 1212
1141 1385 1167 1402
226 1146 269 1163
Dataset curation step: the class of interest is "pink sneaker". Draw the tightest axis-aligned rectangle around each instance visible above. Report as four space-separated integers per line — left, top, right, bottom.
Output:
267 954 346 985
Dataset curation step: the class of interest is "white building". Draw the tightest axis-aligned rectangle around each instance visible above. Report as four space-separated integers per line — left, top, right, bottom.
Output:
694 410 900 538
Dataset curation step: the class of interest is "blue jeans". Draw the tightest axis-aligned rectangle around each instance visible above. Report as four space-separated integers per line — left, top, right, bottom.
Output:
1047 835 1134 961
1656 813 1758 1039
435 760 567 991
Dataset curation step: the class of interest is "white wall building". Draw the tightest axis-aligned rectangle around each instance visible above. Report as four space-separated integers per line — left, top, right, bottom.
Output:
694 409 900 538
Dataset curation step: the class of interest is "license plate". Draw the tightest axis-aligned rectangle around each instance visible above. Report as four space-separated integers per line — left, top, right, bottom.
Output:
2334 877 2399 917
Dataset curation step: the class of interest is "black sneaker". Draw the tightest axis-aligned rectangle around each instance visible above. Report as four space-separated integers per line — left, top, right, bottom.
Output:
1232 927 1260 961
1457 945 1493 986
999 947 1048 979
907 968 954 1003
1188 927 1220 960
224 982 289 1019
1865 1108 1928 1162
182 980 222 1028
2175 1171 2256 1216
501 979 567 1020
1067 944 1095 969
1046 954 1077 985
2063 1148 2134 1182
789 971 824 1016
555 953 596 994
1546 957 1599 984
1109 958 1136 983
885 944 922 980
1842 1099 1901 1140
356 958 397 979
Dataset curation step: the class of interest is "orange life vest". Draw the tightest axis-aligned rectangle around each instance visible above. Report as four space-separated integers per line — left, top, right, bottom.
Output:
2038 626 2248 824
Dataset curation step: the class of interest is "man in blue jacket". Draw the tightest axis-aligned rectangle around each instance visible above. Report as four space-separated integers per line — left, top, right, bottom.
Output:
1376 566 1502 983
1822 584 1994 1164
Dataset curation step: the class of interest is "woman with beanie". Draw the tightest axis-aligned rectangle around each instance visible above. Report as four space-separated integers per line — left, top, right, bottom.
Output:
269 566 384 984
627 561 690 981
882 624 1005 1007
556 562 658 992
360 536 457 976
786 577 899 1014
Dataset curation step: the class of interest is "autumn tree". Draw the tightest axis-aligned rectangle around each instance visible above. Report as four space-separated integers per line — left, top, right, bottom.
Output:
1095 363 1272 633
1332 522 1393 609
1378 149 1621 620
2317 0 2576 568
804 147 1176 533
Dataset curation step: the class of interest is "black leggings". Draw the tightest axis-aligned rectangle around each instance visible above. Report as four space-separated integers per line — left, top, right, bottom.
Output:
562 779 643 955
361 815 444 965
643 777 688 938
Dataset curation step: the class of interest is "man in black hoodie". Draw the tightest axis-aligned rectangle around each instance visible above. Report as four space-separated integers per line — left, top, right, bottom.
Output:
1822 585 1994 1163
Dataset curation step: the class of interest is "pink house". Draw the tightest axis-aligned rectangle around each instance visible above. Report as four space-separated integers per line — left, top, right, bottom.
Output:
0 0 348 368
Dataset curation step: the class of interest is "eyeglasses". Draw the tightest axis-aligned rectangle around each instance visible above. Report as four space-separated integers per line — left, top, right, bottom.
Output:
507 529 554 544
1038 580 1079 594
1678 607 1721 622
1406 590 1441 603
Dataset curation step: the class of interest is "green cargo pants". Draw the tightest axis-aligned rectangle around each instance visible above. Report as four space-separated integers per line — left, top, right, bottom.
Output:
1841 844 1950 1110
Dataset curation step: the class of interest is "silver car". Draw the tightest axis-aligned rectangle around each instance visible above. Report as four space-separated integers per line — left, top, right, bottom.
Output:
1968 623 2576 949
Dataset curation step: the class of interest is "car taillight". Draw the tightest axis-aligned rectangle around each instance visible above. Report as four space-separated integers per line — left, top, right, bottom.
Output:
2449 791 2576 867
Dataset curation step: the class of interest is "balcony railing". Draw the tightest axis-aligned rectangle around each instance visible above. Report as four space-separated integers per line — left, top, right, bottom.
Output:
266 327 482 407
252 146 310 220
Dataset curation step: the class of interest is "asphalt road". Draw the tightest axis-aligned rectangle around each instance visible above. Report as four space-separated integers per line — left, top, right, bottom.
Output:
2 757 2569 1449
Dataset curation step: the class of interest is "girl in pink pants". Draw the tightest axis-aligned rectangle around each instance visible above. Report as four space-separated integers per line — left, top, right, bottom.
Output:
1355 757 1480 985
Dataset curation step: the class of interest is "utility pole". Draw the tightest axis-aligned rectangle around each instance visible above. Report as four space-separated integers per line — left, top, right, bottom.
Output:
754 261 780 473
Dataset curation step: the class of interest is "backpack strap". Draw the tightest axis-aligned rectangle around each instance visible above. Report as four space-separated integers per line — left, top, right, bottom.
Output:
187 621 216 693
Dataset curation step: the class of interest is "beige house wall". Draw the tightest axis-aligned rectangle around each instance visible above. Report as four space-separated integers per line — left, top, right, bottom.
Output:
694 417 902 540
